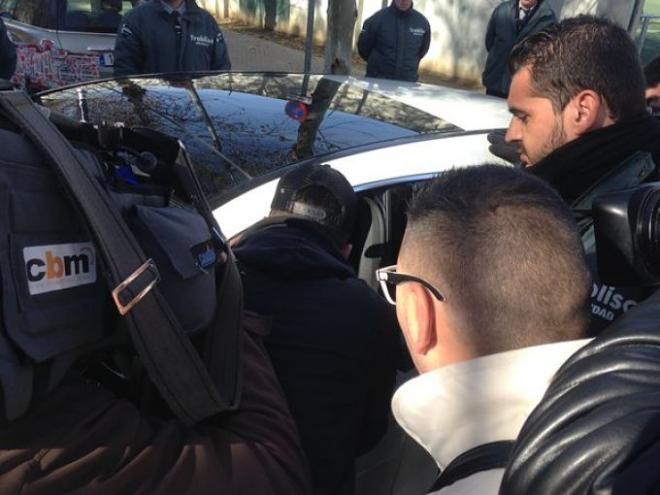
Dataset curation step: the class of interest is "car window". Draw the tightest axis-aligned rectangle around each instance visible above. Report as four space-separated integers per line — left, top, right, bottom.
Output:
63 0 131 33
40 78 237 205
0 0 19 18
12 0 49 27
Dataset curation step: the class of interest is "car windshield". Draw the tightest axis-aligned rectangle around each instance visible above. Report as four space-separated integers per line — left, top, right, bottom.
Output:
39 73 461 205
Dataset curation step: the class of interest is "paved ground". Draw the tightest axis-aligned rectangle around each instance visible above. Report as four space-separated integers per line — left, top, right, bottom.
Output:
222 27 326 73
219 23 470 88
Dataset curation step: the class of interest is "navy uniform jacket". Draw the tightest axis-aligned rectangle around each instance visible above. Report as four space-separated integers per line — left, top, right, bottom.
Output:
114 0 230 76
357 2 431 82
482 0 556 96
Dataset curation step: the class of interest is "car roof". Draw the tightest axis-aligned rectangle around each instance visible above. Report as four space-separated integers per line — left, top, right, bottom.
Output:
38 72 511 237
325 75 511 131
40 73 509 184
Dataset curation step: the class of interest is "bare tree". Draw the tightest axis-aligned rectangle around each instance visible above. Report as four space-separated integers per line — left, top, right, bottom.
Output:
264 0 277 31
292 78 341 159
324 0 358 74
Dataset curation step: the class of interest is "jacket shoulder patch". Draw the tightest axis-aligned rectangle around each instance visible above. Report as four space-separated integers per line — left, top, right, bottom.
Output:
120 24 133 37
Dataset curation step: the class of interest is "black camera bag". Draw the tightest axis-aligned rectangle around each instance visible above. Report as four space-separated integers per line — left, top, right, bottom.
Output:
0 90 242 425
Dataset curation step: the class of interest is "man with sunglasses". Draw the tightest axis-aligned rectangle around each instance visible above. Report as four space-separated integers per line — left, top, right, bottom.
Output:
376 164 591 493
234 163 400 495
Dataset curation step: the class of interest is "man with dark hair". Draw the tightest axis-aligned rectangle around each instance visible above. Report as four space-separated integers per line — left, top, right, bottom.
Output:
645 55 660 116
234 164 400 495
357 0 431 82
377 164 591 494
113 0 230 76
482 0 556 98
504 15 660 333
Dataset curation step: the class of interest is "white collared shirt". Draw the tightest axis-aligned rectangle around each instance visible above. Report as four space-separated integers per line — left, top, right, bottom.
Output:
160 0 186 15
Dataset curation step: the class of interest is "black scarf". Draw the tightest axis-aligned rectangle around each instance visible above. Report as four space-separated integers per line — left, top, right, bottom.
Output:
529 115 660 205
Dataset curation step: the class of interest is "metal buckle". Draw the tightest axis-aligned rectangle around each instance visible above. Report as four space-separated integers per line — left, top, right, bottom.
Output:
112 259 160 316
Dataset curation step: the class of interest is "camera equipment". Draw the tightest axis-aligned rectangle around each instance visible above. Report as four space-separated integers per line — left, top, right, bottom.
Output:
593 182 660 287
0 91 242 425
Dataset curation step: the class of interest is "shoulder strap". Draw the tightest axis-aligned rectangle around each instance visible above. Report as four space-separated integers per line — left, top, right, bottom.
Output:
0 90 236 425
429 440 514 492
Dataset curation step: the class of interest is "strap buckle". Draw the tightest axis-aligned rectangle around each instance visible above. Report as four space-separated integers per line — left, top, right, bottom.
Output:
112 259 160 316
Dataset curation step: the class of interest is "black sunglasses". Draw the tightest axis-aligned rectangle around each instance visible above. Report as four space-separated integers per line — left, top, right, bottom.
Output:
375 265 446 305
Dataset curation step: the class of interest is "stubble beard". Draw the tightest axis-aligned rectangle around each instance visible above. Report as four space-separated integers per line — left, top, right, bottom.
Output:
535 117 567 165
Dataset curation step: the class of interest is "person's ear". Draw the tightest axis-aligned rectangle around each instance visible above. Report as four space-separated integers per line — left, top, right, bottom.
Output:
399 282 437 357
339 243 352 260
569 90 611 135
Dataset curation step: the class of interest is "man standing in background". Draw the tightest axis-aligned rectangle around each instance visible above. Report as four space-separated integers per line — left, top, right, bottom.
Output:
357 0 431 82
482 0 556 98
114 0 230 76
0 17 16 81
645 55 660 116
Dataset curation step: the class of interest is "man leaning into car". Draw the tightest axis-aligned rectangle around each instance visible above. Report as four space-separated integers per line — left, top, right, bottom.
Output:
381 164 592 494
504 15 660 333
233 163 401 495
113 0 230 76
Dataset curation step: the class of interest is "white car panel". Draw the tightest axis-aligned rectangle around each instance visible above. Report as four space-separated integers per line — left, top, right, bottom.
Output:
326 76 512 131
215 133 508 239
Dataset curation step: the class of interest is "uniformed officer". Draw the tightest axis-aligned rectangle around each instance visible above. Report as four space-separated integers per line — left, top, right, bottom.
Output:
357 0 431 82
113 0 230 76
0 17 16 81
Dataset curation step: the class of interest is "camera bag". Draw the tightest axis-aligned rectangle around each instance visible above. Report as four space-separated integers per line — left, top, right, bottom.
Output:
0 90 242 425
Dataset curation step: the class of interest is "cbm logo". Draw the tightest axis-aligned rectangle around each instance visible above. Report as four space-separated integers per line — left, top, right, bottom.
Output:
24 243 96 295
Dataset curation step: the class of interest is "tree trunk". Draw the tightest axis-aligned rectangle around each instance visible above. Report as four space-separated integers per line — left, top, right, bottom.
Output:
264 0 277 31
293 78 341 159
324 0 357 74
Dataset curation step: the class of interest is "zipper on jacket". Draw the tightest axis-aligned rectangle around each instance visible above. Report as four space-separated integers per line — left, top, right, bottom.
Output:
172 11 183 72
395 14 406 78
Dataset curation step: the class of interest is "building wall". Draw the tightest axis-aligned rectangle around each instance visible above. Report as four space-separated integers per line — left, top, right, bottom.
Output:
205 0 640 83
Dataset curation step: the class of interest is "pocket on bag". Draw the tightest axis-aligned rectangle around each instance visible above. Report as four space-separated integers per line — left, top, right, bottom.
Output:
128 205 218 333
2 189 109 362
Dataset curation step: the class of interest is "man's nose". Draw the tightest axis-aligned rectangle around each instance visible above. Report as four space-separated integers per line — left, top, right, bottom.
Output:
505 118 520 143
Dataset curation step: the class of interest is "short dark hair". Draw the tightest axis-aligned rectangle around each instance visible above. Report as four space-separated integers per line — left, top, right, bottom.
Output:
402 164 590 355
509 16 647 122
645 55 660 88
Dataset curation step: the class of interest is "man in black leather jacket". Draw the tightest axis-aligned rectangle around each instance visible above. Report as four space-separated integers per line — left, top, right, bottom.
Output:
234 164 400 495
504 16 660 334
357 0 430 82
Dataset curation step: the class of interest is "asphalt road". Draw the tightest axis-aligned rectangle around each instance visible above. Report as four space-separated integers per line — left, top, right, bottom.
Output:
222 27 326 73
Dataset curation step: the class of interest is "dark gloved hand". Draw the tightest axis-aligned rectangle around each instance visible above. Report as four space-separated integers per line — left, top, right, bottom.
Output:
487 129 521 166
